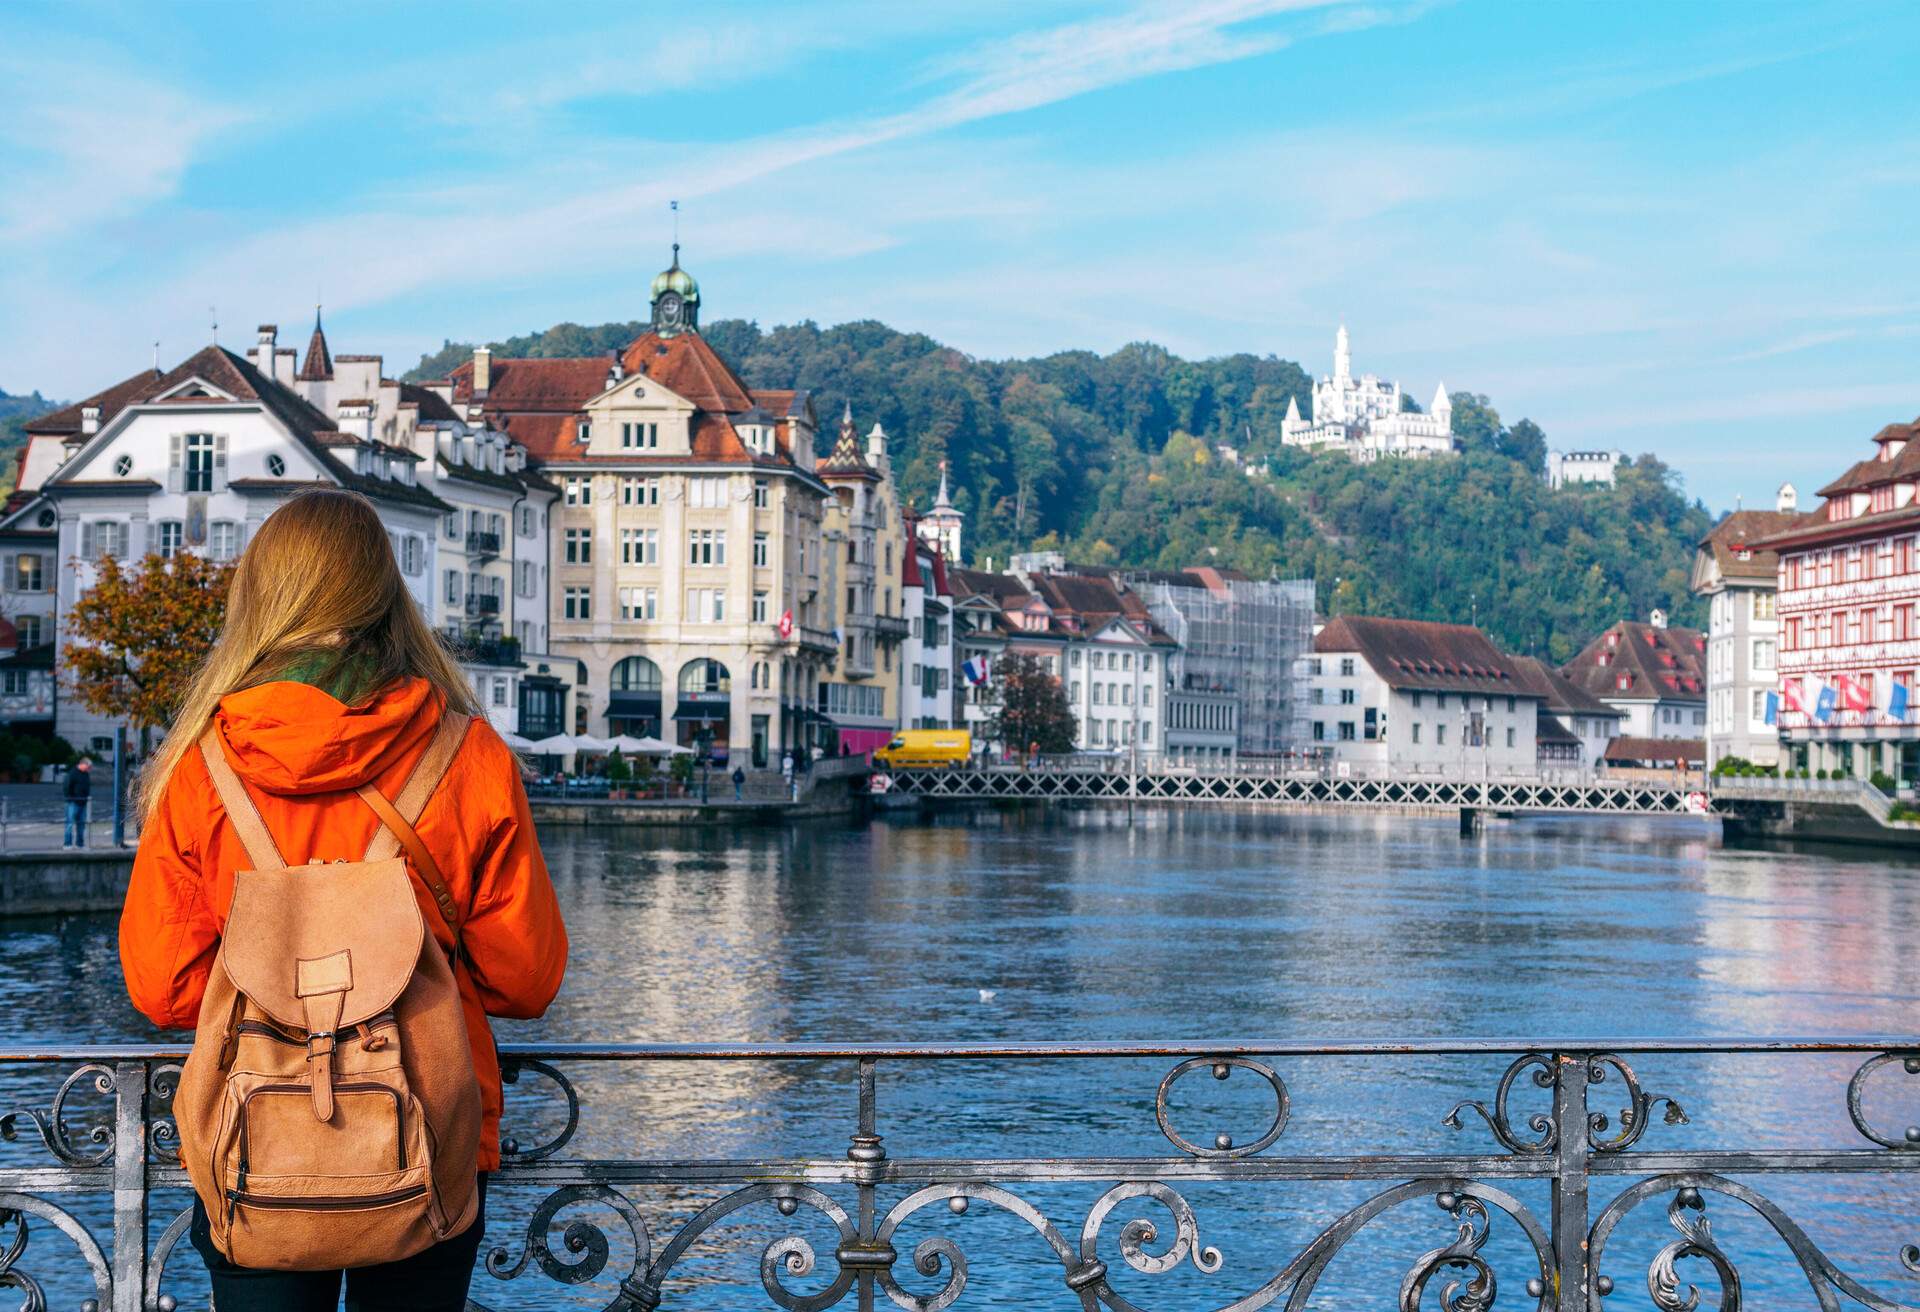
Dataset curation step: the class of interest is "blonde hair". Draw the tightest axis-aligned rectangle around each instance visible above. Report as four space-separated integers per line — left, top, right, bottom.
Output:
138 488 479 820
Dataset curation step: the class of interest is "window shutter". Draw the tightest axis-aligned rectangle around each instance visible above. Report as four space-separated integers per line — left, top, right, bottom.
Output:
167 435 183 493
1 555 13 592
214 434 228 490
79 523 94 561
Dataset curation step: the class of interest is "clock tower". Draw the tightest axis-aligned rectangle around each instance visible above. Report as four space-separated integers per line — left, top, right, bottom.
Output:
649 244 701 338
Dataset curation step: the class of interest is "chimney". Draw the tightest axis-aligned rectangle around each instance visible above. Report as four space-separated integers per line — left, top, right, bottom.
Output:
606 348 624 387
1777 482 1799 514
473 346 492 399
81 405 100 436
251 324 277 374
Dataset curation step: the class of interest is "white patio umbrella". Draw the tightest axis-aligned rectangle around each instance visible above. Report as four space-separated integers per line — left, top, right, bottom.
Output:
630 735 693 756
498 730 538 751
604 734 655 754
572 734 616 754
528 733 578 755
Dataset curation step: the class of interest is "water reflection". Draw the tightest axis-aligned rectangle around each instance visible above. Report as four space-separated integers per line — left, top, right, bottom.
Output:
0 809 1916 1307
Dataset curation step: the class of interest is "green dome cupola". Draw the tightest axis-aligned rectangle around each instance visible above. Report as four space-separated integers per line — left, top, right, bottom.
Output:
650 243 700 337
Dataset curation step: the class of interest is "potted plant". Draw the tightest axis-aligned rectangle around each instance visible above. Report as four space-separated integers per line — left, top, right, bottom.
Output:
606 748 631 799
670 750 696 797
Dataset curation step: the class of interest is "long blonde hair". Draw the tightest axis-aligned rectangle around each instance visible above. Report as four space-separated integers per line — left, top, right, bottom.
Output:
138 488 479 820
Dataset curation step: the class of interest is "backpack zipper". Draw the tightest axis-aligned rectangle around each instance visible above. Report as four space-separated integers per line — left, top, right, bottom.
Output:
225 1183 426 1213
235 1016 396 1049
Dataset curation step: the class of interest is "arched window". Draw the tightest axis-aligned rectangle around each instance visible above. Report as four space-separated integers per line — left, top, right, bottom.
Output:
679 658 731 696
612 656 662 692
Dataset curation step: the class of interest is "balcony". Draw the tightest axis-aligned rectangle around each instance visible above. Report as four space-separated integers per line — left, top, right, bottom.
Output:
466 593 501 617
1 1037 1913 1311
467 529 502 559
785 625 840 657
874 613 910 642
457 634 521 667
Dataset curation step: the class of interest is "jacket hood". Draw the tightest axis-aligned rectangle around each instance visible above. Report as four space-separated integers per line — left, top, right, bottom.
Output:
213 676 443 796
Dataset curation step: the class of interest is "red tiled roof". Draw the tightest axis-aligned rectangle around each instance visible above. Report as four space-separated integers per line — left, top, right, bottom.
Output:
1601 736 1704 766
1698 509 1799 580
1314 616 1529 695
297 314 333 381
25 367 166 436
449 356 612 412
619 330 755 413
1560 620 1706 703
1507 655 1623 718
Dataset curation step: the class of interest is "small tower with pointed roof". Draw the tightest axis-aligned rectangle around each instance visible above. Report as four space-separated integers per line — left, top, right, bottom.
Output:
297 306 333 383
917 458 966 563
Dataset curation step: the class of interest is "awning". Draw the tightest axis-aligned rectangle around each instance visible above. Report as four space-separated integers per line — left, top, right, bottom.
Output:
673 704 731 722
607 691 662 715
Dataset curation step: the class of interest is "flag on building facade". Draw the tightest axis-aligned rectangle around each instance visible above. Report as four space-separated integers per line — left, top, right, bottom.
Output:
1764 690 1779 725
1841 675 1872 713
1815 684 1837 723
778 609 794 639
1893 681 1911 723
1782 679 1805 715
961 657 990 686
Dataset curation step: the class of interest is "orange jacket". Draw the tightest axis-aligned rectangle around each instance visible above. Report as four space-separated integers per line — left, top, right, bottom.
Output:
121 676 568 1171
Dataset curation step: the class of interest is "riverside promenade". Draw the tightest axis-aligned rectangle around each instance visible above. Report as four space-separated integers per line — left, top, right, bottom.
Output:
2 1036 1917 1310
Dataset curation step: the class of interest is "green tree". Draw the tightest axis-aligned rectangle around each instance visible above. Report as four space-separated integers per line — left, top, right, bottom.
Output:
985 654 1077 755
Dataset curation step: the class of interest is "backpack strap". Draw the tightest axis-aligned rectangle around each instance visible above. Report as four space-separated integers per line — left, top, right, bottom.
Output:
356 712 471 941
198 732 287 870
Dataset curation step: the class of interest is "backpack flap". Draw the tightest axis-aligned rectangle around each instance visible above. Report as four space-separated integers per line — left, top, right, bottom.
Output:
223 858 426 1118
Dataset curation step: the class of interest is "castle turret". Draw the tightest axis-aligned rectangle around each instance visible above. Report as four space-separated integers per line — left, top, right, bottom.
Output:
1432 382 1452 418
1333 323 1351 382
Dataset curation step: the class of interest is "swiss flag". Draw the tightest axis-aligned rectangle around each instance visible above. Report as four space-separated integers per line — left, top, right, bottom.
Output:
778 609 794 639
1841 675 1872 713
1782 680 1805 714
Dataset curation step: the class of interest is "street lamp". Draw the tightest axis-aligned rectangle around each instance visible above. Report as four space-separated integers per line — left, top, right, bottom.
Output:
695 727 713 804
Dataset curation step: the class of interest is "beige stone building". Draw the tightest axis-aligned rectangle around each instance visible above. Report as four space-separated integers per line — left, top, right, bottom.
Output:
450 250 839 767
816 406 908 755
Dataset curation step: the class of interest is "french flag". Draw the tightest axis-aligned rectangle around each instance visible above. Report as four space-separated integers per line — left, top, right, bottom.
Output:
961 657 990 686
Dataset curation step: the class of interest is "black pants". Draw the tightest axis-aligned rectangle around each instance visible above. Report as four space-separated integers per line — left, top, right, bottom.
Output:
190 1177 486 1312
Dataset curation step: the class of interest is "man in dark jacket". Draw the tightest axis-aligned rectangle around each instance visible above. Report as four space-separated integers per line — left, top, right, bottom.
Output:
63 758 92 850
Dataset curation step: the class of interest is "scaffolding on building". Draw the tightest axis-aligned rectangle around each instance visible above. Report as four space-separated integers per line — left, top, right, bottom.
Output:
1123 573 1317 758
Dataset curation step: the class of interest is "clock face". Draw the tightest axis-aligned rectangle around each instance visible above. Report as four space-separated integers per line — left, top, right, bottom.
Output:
658 293 682 322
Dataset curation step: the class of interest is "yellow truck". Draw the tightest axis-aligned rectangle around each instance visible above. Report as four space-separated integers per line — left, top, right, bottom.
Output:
874 729 974 769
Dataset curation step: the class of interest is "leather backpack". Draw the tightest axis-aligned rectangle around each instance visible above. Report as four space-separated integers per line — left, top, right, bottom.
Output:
172 712 482 1271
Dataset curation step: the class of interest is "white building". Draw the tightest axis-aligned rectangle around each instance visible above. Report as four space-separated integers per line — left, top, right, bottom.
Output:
1548 450 1623 489
269 318 568 738
900 528 956 729
1690 495 1797 768
1281 326 1457 463
0 500 60 735
1559 614 1707 741
15 343 452 750
1302 616 1543 774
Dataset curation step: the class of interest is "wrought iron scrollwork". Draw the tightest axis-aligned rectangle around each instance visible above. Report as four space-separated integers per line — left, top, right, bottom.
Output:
1155 1057 1290 1157
0 1192 111 1312
1445 1052 1686 1155
1445 1052 1557 1154
1849 1052 1920 1150
1585 1053 1688 1153
497 1056 580 1162
146 1064 181 1167
1401 1192 1498 1312
477 1183 653 1310
0 1065 116 1167
1591 1174 1920 1311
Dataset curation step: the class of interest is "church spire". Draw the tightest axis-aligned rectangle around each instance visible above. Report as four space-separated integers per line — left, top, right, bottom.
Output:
1333 322 1351 382
934 459 954 509
1432 381 1451 415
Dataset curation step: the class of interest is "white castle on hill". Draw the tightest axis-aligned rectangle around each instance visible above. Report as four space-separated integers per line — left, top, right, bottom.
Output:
1281 325 1458 462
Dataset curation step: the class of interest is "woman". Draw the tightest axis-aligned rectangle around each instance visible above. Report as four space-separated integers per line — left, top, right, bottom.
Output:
121 489 569 1310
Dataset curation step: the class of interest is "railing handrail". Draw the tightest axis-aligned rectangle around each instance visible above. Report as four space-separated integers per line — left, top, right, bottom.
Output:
2 1034 1913 1064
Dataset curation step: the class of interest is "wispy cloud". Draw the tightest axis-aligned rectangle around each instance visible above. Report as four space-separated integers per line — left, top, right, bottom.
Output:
0 52 247 245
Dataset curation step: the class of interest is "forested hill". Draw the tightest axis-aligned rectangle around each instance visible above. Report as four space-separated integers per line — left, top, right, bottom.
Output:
410 320 1710 662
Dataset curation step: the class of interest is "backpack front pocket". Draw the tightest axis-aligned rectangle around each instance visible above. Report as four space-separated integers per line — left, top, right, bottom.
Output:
239 1083 408 1178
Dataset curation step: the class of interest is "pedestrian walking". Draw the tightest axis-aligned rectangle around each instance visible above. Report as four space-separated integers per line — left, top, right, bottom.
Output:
119 489 569 1310
62 757 92 849
731 764 745 801
781 750 794 784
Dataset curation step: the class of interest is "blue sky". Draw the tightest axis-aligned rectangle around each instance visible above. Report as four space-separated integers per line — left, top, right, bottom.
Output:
1 0 1915 512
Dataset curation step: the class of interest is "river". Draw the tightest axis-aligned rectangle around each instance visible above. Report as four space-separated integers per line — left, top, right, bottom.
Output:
2 808 1917 1308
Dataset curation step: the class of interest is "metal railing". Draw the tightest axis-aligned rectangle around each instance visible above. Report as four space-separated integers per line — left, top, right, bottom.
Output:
1 1037 1917 1310
1711 774 1898 823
